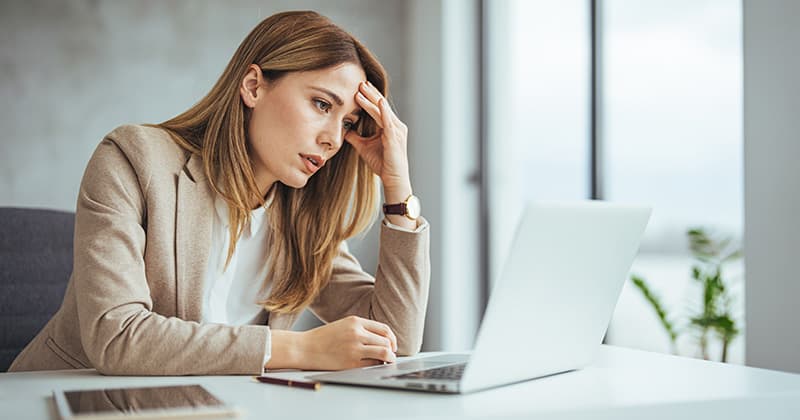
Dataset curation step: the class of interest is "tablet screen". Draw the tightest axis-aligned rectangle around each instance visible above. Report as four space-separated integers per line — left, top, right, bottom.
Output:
56 384 236 418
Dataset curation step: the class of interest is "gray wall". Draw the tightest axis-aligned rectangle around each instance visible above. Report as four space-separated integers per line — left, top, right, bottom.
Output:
0 0 409 270
0 0 409 330
743 0 800 373
405 0 482 352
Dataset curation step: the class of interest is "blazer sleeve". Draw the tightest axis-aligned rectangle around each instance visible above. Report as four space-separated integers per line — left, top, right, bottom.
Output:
309 220 431 355
73 138 269 375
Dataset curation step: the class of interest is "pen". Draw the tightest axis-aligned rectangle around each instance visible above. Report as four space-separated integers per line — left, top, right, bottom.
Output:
253 375 322 391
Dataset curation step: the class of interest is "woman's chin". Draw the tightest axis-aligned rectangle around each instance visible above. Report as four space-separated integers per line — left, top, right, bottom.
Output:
282 175 310 189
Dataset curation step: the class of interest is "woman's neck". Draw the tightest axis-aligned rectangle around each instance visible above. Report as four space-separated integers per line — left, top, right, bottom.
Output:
251 169 276 209
250 183 276 210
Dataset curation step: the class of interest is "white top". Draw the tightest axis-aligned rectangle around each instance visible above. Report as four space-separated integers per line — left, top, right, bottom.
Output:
201 193 272 327
201 192 426 368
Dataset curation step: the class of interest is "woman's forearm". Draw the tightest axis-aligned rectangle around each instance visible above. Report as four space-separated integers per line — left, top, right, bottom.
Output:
264 330 303 369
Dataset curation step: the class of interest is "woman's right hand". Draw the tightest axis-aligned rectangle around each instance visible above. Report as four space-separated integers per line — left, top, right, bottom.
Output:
301 316 398 370
265 316 398 371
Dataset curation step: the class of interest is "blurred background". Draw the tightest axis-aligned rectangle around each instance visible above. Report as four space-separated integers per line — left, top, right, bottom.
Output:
1 0 797 373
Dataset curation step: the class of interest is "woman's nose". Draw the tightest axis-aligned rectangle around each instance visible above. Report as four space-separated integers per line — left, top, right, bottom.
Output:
318 136 337 152
319 125 344 151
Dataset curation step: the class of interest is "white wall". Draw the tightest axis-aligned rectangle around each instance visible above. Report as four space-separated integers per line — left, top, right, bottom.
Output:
743 0 800 373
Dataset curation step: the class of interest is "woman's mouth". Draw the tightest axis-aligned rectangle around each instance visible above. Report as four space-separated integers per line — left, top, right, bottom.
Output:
300 154 324 173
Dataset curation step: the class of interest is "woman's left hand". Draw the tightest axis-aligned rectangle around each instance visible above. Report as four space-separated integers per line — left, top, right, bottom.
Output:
345 81 411 194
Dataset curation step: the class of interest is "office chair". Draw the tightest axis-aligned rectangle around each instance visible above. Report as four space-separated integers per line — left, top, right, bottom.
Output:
0 207 74 371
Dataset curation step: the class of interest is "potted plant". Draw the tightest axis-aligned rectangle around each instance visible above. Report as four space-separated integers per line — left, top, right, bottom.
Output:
631 228 742 362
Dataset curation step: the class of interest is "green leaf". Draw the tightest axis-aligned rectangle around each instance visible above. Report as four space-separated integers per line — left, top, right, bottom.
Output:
722 250 743 262
631 275 679 343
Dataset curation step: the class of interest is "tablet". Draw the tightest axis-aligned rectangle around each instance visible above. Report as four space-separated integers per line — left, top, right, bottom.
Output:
52 384 240 419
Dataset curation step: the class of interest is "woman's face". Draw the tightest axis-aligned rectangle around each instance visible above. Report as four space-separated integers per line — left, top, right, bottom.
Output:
241 62 367 191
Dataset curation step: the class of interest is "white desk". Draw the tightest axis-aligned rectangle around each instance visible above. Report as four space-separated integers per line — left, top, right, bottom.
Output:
2 345 799 419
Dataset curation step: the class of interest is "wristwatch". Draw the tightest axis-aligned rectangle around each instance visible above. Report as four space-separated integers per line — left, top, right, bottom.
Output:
383 194 421 221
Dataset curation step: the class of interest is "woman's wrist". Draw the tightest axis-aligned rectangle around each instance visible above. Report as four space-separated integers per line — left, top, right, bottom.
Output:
382 182 417 229
382 181 413 205
264 330 304 369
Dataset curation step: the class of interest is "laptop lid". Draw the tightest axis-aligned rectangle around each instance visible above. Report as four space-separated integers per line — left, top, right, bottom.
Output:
460 201 651 393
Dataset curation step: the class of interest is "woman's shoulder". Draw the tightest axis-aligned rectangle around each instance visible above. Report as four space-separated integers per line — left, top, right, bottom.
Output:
104 124 187 162
96 124 190 174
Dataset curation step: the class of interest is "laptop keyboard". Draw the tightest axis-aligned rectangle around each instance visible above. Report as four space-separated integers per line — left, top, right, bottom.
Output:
391 363 466 381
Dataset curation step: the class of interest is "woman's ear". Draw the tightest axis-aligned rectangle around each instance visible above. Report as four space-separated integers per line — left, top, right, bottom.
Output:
239 64 263 108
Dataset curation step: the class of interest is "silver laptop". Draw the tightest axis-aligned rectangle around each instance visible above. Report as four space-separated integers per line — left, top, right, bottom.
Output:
311 201 651 394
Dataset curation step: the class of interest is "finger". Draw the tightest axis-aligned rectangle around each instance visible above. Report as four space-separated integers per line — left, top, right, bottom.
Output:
359 81 383 106
359 328 393 349
363 319 397 352
355 91 383 129
361 319 398 352
361 345 396 363
357 358 385 368
343 130 363 152
344 129 382 150
363 81 402 126
378 98 394 132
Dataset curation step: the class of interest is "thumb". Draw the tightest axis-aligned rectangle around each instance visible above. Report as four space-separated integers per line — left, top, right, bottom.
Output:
345 130 382 152
344 131 365 153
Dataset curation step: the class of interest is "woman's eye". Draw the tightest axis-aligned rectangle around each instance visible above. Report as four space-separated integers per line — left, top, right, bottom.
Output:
314 99 331 112
343 121 356 131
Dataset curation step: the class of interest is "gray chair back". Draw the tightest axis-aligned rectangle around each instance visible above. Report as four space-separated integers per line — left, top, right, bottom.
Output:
0 207 74 371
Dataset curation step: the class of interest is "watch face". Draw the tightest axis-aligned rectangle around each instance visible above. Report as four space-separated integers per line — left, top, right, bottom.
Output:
406 195 421 219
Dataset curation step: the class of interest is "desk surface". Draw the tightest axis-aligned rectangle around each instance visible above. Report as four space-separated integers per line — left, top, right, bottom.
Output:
2 345 799 419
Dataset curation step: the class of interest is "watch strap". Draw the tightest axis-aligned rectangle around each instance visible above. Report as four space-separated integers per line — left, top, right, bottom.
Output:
383 202 408 216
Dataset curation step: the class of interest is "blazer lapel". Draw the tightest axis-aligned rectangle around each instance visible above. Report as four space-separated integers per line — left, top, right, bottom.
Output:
176 153 214 322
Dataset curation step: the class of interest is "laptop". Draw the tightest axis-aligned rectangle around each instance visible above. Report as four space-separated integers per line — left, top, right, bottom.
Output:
311 201 651 394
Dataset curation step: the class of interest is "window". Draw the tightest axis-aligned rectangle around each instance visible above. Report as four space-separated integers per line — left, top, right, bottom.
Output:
485 0 743 362
601 0 744 363
486 0 591 284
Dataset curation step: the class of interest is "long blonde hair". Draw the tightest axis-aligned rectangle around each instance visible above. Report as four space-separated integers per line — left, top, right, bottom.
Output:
154 11 386 313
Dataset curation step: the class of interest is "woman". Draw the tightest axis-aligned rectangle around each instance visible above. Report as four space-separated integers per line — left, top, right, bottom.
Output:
9 10 429 375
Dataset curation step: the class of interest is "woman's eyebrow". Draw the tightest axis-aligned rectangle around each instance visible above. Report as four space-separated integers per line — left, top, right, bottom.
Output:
310 86 362 118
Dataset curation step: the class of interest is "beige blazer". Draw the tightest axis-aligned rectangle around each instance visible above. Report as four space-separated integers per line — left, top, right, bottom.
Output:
9 125 430 375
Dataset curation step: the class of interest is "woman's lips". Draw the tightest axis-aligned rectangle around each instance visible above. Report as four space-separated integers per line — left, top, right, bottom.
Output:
301 154 320 174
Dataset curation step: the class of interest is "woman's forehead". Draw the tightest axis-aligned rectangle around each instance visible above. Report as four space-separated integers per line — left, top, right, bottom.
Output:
293 63 366 91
